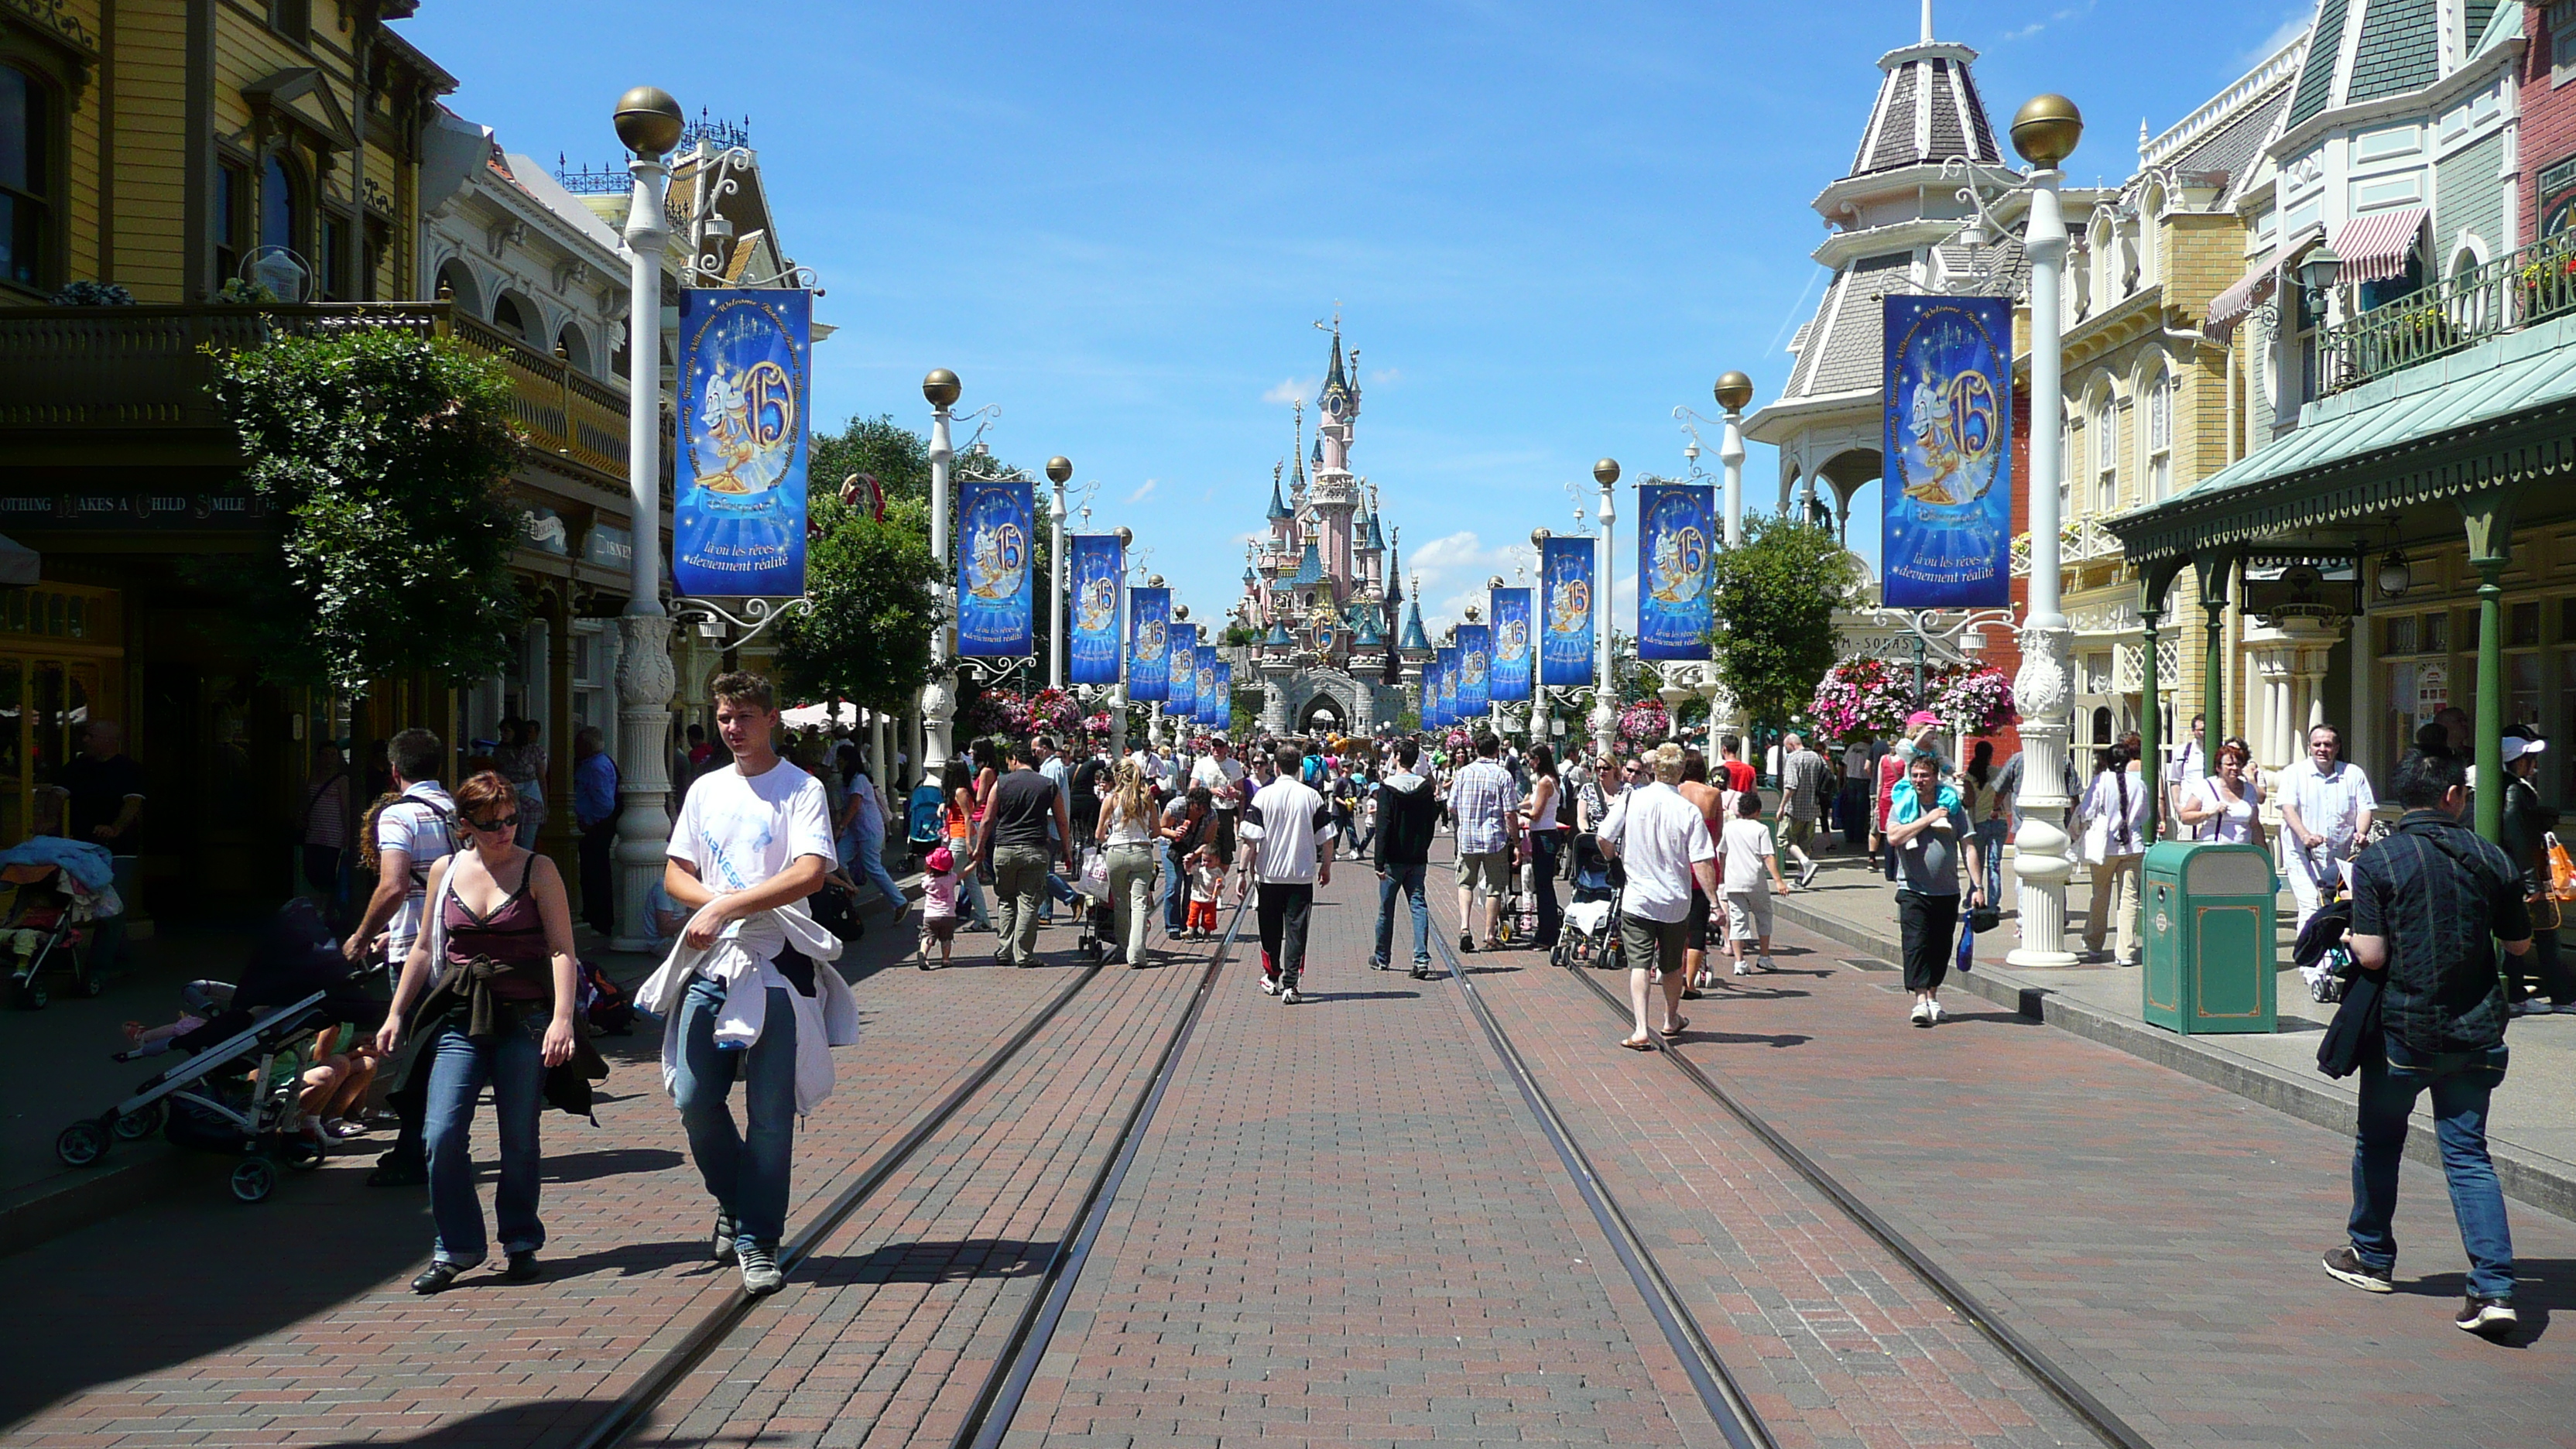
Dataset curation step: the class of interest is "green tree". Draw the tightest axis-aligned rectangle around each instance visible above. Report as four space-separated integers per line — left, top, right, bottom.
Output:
1708 513 1855 735
209 330 525 692
776 493 940 714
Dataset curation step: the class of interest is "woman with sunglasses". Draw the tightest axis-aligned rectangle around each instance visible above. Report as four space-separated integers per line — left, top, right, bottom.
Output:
2176 738 2266 846
377 769 586 1294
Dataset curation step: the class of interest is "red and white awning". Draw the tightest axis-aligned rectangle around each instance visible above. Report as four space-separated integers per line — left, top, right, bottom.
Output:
2328 207 2429 284
2205 265 2276 338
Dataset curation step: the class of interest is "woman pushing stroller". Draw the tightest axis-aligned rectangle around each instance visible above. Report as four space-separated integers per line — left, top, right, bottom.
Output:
376 769 601 1294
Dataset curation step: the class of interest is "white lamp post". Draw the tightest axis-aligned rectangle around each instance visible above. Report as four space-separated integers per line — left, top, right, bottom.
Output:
1590 458 1619 742
920 368 960 773
1046 457 1071 690
607 87 685 952
2003 94 2084 968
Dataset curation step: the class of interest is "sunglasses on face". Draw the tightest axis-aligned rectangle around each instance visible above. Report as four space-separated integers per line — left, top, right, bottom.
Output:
464 814 520 834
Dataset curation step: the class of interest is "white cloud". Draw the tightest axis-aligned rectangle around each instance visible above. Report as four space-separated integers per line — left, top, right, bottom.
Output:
1261 377 1317 406
1127 478 1160 504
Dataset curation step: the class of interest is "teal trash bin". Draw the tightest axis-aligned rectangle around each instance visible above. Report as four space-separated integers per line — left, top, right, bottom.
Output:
2140 839 2277 1034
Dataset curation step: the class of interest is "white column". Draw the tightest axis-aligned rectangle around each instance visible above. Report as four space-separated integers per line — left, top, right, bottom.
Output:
2009 167 2079 968
611 147 677 952
920 396 957 772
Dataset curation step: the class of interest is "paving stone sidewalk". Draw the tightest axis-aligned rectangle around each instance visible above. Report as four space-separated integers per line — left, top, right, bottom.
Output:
0 906 1166 1448
1005 874 1729 1449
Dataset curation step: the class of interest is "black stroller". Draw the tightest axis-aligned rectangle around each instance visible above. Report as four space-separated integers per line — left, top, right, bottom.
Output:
1553 834 1625 971
56 899 377 1203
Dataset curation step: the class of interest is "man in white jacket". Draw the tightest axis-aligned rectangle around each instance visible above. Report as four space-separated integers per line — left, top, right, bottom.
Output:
648 671 844 1296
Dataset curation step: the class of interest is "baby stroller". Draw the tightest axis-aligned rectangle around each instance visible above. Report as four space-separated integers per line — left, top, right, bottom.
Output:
55 898 374 1204
2293 898 2357 1005
1554 833 1625 971
0 838 121 1009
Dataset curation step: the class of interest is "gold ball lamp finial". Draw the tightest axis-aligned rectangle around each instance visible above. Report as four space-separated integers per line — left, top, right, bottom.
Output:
611 87 685 159
1046 456 1074 485
2011 94 2083 169
922 368 960 409
1714 371 1754 413
1593 458 1621 487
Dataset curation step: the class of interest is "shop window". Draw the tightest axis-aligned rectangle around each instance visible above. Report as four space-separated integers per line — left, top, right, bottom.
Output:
2383 614 2419 656
0 63 55 293
2513 599 2543 648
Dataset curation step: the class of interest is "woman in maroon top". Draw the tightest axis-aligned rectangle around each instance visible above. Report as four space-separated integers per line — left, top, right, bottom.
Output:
377 771 581 1294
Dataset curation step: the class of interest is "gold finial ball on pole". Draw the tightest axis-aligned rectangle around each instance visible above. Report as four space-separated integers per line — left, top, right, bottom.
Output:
611 86 684 158
1714 371 1755 413
922 368 960 408
2011 94 2084 168
1046 456 1074 485
1593 458 1621 486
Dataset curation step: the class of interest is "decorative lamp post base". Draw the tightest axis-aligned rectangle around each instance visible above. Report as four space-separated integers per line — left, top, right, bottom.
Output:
610 613 677 953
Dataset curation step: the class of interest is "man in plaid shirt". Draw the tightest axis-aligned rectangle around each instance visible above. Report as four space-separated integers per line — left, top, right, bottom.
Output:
1446 733 1521 952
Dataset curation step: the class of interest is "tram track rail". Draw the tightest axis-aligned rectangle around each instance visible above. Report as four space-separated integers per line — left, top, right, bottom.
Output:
1543 945 2159 1449
572 890 1235 1449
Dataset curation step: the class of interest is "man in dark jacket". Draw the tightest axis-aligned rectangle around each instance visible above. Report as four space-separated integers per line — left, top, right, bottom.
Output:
1370 738 1443 978
2497 732 2571 1012
2323 745 2531 1339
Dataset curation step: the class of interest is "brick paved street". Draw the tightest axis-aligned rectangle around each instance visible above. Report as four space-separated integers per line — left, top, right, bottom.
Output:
1476 882 2576 1449
0 908 1172 1448
1003 876 1728 1449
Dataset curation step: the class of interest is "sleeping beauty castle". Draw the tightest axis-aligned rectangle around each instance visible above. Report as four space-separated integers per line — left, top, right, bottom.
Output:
1230 322 1432 737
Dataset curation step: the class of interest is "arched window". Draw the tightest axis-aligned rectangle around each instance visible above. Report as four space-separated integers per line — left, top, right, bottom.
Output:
2092 398 2118 513
260 152 303 256
0 63 56 291
491 293 529 340
2146 371 2174 502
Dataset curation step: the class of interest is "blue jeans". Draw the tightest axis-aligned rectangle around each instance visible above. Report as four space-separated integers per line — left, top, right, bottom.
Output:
672 977 800 1252
423 1015 548 1266
1163 841 1189 933
2348 1039 2515 1300
1974 819 2008 903
1373 862 1431 968
846 828 906 920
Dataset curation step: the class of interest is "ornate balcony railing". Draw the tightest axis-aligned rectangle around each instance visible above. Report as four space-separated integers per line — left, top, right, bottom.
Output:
0 303 635 485
2322 233 2576 392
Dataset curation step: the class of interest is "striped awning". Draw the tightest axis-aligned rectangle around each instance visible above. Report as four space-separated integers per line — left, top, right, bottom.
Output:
2205 265 2275 338
2328 207 2428 284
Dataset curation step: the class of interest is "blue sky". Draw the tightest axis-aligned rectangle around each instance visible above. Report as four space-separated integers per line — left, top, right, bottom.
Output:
398 0 2313 632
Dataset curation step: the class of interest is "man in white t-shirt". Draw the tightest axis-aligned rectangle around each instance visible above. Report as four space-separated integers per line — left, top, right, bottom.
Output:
342 727 454 974
1597 743 1720 1050
662 672 837 1297
1242 743 1334 1003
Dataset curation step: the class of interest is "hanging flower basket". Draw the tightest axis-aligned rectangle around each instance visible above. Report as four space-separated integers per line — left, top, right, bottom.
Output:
1617 700 1670 747
1930 663 2016 737
1808 656 1911 742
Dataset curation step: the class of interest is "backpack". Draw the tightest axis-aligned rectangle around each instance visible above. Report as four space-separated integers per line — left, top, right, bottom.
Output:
578 958 636 1035
906 782 947 848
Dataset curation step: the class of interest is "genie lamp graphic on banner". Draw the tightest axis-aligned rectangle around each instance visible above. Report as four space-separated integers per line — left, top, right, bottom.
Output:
1128 587 1170 701
1540 536 1595 687
1167 622 1199 720
673 289 810 598
1456 625 1492 718
1636 484 1714 661
1882 294 2012 609
1488 588 1533 703
955 478 1034 657
1068 534 1125 685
